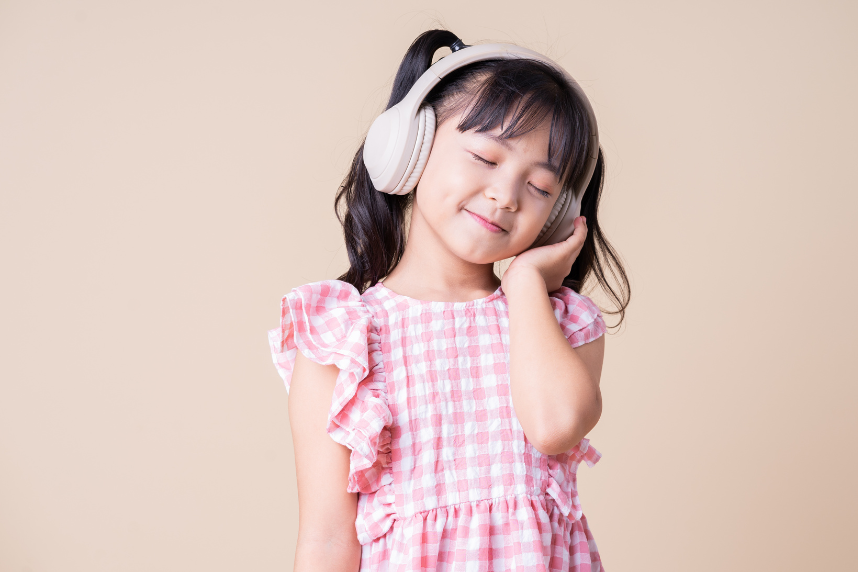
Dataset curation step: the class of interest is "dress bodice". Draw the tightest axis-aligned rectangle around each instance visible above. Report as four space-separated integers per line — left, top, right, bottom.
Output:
269 279 606 571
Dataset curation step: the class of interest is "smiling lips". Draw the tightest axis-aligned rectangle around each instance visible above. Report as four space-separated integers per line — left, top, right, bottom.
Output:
465 210 506 233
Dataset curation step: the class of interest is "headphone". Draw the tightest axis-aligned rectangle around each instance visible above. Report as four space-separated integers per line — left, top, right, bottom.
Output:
363 37 600 249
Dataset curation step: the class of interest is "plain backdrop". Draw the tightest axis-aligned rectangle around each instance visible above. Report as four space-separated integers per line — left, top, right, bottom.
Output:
1 1 856 570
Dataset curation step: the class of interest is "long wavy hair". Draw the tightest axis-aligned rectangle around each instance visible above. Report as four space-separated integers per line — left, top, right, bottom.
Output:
335 30 631 326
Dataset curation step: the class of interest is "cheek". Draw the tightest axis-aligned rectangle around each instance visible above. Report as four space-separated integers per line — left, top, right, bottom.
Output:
416 152 473 215
529 201 555 233
515 192 554 230
503 199 557 255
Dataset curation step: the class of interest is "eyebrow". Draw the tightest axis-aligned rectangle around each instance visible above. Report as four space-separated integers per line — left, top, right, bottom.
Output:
476 132 561 177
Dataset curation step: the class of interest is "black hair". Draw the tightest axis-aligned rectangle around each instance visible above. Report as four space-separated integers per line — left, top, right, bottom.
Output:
335 29 630 326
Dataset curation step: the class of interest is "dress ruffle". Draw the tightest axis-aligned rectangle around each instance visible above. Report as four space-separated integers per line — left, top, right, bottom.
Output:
549 287 607 348
544 438 602 521
361 493 603 572
267 280 396 543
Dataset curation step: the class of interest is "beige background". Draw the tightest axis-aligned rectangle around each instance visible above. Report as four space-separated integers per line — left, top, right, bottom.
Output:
1 0 856 570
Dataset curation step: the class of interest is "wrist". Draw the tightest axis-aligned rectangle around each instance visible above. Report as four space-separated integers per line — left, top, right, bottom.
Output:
502 265 547 300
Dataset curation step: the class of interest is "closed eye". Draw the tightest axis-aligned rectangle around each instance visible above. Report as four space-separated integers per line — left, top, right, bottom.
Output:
471 152 552 199
530 184 551 199
471 153 495 166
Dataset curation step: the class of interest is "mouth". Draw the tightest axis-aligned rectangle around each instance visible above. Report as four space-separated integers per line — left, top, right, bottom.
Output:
464 209 506 233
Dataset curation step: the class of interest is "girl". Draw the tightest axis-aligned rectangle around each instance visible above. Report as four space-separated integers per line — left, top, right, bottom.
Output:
269 29 630 572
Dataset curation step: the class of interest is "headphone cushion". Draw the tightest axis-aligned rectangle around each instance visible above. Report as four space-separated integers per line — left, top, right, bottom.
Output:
400 106 436 194
532 187 569 247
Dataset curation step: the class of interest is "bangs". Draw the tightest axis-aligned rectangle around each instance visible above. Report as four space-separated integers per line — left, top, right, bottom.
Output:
432 59 592 191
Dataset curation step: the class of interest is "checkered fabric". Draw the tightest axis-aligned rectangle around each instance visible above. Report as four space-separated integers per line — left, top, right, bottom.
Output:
269 279 608 571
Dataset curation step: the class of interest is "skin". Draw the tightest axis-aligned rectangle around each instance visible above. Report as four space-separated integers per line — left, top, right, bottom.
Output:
289 107 605 569
289 354 361 571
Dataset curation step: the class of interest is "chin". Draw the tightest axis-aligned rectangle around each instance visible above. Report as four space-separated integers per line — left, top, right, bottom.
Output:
442 239 495 264
441 225 534 263
456 250 497 265
451 240 518 265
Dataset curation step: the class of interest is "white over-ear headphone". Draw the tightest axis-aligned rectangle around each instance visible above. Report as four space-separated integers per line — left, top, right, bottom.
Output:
363 38 600 249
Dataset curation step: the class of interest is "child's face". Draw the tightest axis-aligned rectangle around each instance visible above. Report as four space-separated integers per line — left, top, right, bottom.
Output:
412 109 562 264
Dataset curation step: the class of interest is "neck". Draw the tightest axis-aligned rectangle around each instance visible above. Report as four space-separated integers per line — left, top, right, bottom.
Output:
382 204 500 303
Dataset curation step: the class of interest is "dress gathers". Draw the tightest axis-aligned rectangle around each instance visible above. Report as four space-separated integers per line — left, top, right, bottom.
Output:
268 279 607 572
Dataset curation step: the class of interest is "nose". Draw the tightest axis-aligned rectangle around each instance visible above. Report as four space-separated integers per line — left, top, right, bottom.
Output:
484 176 519 211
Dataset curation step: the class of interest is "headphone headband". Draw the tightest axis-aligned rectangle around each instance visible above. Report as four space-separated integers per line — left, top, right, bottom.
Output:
402 43 597 155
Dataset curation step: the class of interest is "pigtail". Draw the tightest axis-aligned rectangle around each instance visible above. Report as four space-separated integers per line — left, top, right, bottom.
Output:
335 30 459 293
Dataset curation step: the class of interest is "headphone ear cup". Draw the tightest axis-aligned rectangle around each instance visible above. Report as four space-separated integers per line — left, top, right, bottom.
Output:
552 191 582 244
529 188 569 249
399 106 436 195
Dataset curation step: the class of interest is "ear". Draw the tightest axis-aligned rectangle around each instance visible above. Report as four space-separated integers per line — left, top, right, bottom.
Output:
399 106 436 194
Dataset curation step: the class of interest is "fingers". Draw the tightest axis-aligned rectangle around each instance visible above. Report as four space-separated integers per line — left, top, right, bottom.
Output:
563 216 588 249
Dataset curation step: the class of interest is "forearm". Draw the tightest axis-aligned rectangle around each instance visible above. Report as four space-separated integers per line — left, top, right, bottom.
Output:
505 269 602 455
294 534 362 572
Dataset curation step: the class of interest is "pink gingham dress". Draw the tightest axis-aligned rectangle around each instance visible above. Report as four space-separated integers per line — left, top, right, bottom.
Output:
268 279 607 571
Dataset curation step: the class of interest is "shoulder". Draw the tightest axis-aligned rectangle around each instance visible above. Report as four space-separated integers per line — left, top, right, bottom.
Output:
280 279 379 326
548 286 607 348
268 279 375 392
548 286 603 324
278 279 373 348
283 279 365 308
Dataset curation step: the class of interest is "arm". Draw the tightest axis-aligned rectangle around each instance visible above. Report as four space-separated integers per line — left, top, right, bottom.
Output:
504 269 605 456
502 216 605 456
288 351 362 572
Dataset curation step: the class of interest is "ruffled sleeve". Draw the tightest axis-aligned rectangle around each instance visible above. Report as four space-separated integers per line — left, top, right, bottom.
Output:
267 280 393 500
548 286 607 348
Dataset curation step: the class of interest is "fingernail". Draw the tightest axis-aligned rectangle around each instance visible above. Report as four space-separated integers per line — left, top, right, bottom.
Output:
582 216 587 224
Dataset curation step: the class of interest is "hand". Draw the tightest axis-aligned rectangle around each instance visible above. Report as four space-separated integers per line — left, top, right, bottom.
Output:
502 216 588 294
